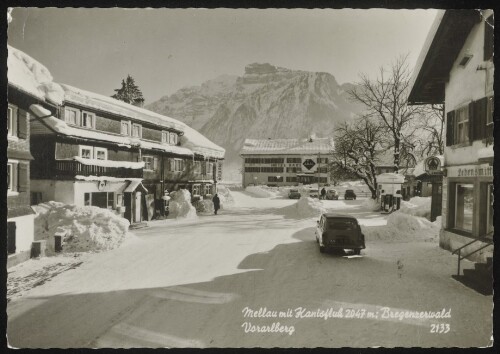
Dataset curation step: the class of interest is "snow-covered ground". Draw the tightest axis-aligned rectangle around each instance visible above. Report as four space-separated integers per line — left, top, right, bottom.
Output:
7 192 492 348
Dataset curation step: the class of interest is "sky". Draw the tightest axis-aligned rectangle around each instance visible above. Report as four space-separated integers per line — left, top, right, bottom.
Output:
8 8 439 104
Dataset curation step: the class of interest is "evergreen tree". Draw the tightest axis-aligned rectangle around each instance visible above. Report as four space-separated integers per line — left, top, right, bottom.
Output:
111 75 145 107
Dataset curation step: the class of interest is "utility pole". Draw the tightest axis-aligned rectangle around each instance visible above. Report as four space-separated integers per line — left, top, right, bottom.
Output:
317 152 321 198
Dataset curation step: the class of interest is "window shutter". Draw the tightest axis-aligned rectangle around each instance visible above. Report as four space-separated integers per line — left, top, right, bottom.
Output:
10 106 18 136
18 108 28 139
446 111 455 146
476 97 488 140
18 163 28 192
468 102 475 143
153 157 158 170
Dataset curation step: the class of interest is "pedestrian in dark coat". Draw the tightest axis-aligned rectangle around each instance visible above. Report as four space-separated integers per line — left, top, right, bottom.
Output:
321 187 326 200
213 194 221 215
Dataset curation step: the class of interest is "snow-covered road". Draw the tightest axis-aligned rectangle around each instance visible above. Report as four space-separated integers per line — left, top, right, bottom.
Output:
7 192 492 348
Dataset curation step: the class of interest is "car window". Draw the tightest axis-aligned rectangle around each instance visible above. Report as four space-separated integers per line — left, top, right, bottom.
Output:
327 219 357 230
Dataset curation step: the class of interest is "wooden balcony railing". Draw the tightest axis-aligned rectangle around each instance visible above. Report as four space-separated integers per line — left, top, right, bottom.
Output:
55 160 143 179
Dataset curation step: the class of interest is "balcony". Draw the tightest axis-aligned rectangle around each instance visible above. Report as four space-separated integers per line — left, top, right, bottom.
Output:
54 160 143 179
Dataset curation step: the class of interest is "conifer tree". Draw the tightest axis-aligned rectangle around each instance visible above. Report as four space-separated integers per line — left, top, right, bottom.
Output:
111 75 145 107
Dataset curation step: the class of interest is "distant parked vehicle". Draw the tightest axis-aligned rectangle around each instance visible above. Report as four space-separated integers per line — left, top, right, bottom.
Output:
325 189 339 200
309 190 319 198
344 189 357 200
315 213 365 254
288 189 301 199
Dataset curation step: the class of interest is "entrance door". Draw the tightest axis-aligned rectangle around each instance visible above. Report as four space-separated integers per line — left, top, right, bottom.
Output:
430 183 442 222
7 222 16 254
134 192 142 223
124 193 132 222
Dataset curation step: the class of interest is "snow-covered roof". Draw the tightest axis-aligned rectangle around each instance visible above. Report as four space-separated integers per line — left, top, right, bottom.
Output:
240 138 334 155
73 156 145 169
7 45 64 104
61 84 186 132
30 104 194 157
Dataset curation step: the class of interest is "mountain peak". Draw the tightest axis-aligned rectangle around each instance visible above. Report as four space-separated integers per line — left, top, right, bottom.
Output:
244 63 277 75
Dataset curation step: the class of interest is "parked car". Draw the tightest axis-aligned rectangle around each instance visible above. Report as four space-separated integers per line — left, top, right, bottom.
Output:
325 189 339 200
288 189 301 199
344 189 357 200
309 190 319 198
315 213 365 254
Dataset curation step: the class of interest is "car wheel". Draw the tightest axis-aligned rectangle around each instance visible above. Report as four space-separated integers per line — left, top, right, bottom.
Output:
353 248 361 255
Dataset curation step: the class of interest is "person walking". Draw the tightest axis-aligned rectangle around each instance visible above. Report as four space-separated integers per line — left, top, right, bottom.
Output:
212 193 221 215
321 187 326 200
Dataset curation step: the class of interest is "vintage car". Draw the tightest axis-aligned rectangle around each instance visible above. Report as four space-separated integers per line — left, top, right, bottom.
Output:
315 213 365 254
288 189 301 199
344 189 357 200
325 189 339 200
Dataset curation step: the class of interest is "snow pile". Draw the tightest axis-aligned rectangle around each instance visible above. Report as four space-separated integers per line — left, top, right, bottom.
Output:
278 197 326 219
362 211 439 242
8 45 64 104
217 185 235 206
33 202 130 254
168 189 197 219
400 197 431 219
194 199 214 214
245 186 273 198
362 198 380 211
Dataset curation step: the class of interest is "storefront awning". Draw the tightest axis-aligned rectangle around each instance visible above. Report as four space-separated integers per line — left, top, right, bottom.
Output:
124 180 148 193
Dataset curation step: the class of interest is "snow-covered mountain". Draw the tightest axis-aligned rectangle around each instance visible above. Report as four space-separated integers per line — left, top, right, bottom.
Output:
146 63 364 176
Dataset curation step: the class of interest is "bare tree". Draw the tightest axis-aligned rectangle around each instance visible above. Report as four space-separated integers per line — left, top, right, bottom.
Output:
413 104 445 157
348 55 424 173
330 117 387 199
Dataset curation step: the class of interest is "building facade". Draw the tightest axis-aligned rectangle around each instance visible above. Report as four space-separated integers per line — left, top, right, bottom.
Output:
9 45 224 228
240 138 334 187
409 10 494 262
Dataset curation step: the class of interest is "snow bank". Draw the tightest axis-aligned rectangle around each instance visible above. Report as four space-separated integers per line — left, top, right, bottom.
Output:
33 202 130 254
362 211 439 242
245 186 273 198
362 198 380 211
217 185 235 206
168 189 197 219
278 197 326 219
400 197 431 219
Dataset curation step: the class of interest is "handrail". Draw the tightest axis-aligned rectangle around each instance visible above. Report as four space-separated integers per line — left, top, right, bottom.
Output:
460 242 493 261
452 237 483 255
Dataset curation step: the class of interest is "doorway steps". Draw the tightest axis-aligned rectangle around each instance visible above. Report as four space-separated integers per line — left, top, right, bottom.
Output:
452 257 493 296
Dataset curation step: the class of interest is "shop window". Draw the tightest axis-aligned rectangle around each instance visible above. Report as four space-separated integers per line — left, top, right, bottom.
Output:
107 193 114 209
84 193 91 206
453 184 474 233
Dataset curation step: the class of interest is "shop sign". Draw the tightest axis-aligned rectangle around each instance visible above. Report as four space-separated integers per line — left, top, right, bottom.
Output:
302 156 317 172
424 156 443 175
447 164 493 178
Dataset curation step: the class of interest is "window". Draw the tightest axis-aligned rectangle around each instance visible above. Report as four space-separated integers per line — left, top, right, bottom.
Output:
454 105 469 144
79 145 93 159
454 184 474 232
207 163 214 176
318 167 328 173
318 158 329 164
142 156 158 171
486 96 494 126
204 185 212 195
194 161 202 174
7 106 13 136
268 176 284 183
84 193 91 206
261 167 284 173
287 157 301 163
484 14 494 61
121 121 131 136
286 176 297 182
85 192 114 209
81 111 95 129
161 131 168 144
94 147 107 160
245 167 260 173
192 185 201 196
169 132 177 145
107 193 114 209
65 108 78 125
7 163 13 192
132 123 142 138
172 159 184 172
245 158 262 164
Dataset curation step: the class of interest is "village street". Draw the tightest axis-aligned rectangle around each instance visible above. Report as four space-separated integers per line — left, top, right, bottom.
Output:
7 191 492 348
